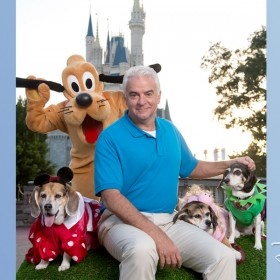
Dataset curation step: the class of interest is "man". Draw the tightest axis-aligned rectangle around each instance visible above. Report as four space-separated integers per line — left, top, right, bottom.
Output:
94 65 255 280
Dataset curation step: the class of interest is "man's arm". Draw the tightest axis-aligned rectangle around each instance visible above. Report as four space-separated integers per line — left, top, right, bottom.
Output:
101 189 182 269
189 156 256 178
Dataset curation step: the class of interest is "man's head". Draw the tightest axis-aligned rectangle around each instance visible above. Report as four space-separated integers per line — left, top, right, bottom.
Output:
123 66 161 96
122 66 161 129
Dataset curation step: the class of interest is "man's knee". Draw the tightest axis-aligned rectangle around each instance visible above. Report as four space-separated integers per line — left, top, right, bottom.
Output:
123 238 159 265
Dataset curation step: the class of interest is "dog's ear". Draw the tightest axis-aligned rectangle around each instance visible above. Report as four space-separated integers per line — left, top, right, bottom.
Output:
243 169 257 193
209 207 218 231
57 167 73 184
217 169 229 189
173 211 181 223
29 186 41 218
34 174 50 186
65 186 80 216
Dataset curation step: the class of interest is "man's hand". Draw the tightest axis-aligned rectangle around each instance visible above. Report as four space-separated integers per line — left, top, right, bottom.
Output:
102 189 182 269
235 156 256 171
154 230 182 269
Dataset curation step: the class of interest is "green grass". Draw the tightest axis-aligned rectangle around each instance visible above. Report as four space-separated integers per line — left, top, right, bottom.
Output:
17 236 266 280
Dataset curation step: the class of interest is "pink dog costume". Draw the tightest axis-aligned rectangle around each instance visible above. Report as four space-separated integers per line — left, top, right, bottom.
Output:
182 192 228 242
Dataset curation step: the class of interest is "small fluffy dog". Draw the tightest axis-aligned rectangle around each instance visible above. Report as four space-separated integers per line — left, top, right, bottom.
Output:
219 162 266 250
173 184 242 261
26 167 101 271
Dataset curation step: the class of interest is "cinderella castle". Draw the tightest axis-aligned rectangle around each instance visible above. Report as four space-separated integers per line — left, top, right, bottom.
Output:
46 0 171 170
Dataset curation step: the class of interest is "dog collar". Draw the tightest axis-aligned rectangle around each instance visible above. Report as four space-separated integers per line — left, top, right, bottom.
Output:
223 180 266 207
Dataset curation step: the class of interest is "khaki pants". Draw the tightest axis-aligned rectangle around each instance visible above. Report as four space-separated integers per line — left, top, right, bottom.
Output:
98 210 236 280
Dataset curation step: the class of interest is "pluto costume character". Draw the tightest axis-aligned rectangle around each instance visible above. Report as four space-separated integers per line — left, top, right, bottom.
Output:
24 55 127 199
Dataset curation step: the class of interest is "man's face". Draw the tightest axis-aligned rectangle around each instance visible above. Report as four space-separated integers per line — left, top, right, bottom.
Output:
125 75 161 128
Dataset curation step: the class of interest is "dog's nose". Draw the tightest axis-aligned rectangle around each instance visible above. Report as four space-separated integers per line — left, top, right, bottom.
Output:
44 203 52 211
205 220 212 227
76 93 93 107
224 178 230 184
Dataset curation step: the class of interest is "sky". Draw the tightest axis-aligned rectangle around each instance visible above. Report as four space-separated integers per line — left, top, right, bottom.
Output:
16 0 266 161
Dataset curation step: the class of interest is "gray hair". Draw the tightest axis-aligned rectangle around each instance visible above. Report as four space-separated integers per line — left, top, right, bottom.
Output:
122 65 161 95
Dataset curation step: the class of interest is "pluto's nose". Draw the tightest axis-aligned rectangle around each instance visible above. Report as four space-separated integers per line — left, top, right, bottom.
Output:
76 93 93 107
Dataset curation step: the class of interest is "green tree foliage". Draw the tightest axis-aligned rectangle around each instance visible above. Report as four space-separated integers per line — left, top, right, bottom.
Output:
16 96 55 198
201 27 266 176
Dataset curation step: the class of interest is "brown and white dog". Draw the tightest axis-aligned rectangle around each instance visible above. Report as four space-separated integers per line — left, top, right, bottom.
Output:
26 167 101 271
219 162 266 250
173 185 242 261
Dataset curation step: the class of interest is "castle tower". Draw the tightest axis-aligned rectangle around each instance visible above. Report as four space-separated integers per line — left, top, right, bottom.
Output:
92 20 103 73
129 0 145 66
86 14 94 63
85 14 103 72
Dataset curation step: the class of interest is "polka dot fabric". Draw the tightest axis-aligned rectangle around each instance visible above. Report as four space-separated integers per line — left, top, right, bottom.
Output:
26 201 101 264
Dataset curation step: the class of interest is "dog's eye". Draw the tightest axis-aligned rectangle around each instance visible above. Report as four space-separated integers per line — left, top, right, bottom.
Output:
83 72 95 91
205 212 210 217
234 170 242 176
194 214 201 219
40 194 46 199
55 194 62 199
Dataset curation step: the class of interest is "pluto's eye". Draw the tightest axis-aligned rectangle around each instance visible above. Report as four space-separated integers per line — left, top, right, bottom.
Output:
55 194 62 199
194 214 201 219
67 75 80 93
234 170 242 176
40 194 46 199
83 72 95 91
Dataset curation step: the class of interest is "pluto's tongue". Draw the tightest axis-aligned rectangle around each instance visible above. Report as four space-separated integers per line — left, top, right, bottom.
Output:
44 215 55 227
83 115 103 143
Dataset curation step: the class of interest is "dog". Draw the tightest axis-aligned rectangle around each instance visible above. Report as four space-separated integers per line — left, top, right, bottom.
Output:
25 167 101 271
219 162 266 250
173 184 242 261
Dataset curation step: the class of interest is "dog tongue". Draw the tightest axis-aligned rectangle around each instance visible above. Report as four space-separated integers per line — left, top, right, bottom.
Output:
44 215 55 227
83 115 103 143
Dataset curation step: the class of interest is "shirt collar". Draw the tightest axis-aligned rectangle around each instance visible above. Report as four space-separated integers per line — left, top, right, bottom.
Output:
122 110 165 138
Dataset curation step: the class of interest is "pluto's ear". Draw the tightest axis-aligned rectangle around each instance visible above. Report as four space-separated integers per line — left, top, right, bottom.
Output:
57 167 73 184
99 63 162 84
29 186 41 218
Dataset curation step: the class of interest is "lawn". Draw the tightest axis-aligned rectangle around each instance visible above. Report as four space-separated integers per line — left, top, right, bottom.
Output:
17 235 266 280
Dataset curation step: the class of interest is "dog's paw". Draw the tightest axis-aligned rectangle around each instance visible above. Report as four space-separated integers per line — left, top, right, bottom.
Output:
228 237 235 244
58 263 70 272
35 260 49 270
254 243 263 250
233 249 242 260
231 243 245 265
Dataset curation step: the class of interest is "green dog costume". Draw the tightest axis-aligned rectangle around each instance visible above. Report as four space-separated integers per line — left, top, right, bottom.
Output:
224 180 266 227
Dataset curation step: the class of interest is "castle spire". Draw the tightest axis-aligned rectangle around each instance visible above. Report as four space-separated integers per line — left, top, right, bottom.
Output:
129 0 145 66
87 13 94 37
95 18 100 47
133 0 141 11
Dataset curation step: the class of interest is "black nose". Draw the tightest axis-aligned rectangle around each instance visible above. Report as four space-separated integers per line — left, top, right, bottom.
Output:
44 203 52 211
205 220 212 227
76 93 93 107
224 178 230 184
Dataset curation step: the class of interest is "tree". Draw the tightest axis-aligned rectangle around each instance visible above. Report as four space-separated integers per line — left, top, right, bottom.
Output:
16 96 55 198
201 27 266 176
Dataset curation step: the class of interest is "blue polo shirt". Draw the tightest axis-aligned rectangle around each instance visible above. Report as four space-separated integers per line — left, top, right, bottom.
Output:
94 111 198 213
